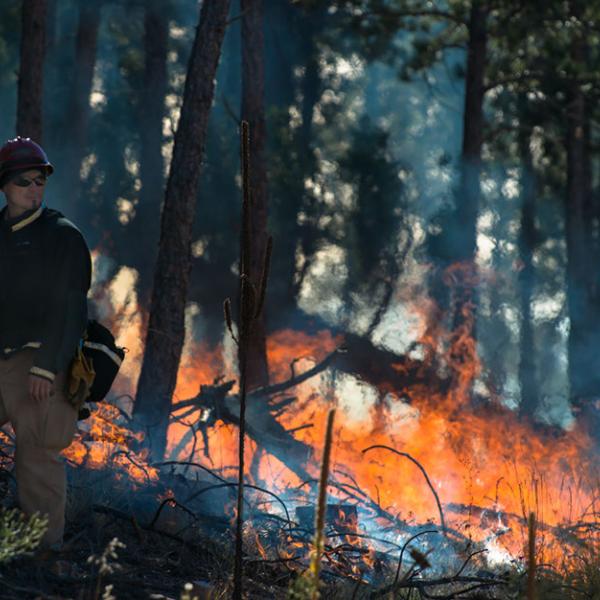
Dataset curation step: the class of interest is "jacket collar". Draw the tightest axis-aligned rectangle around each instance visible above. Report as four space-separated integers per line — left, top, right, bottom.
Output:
0 204 45 233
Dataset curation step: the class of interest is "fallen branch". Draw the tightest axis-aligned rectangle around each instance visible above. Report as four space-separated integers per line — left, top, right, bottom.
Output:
395 529 438 586
148 496 200 530
446 502 590 548
248 347 344 398
363 445 447 534
183 481 293 531
152 460 228 484
370 575 508 599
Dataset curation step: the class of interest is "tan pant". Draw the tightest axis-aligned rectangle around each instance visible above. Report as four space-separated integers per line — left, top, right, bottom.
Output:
0 349 77 548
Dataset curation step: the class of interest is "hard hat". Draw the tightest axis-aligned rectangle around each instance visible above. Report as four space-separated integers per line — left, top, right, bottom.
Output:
0 136 54 188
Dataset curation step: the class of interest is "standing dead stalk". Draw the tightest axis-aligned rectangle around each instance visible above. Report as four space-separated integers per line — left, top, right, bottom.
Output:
309 408 336 600
228 121 273 600
527 511 537 600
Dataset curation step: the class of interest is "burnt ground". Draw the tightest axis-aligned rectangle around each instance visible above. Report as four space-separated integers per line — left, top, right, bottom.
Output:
0 459 518 600
0 458 304 600
0 460 356 600
0 455 537 600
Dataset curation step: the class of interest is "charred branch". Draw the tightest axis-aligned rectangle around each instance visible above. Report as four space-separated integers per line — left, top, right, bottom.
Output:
363 445 447 535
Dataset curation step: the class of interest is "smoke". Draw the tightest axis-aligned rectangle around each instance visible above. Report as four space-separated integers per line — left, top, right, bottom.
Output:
0 1 584 430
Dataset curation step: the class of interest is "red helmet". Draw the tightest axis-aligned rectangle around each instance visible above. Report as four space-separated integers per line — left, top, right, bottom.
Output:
0 137 54 187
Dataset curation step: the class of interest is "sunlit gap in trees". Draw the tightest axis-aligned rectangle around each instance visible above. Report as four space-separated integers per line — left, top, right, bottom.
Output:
473 166 570 423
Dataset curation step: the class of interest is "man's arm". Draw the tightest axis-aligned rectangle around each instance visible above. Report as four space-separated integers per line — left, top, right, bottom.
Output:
31 226 92 382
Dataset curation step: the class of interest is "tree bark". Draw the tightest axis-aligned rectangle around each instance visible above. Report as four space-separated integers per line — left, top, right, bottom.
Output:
62 1 101 219
131 0 168 310
565 2 594 408
45 0 56 53
134 0 231 462
291 6 324 304
269 4 325 325
16 0 46 142
517 102 538 418
426 1 487 388
241 0 270 390
453 0 487 315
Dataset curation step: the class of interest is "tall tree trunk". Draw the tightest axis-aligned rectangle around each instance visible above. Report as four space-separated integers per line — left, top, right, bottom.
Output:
426 1 487 388
269 4 325 325
131 0 168 310
453 0 487 309
241 0 269 390
16 0 46 142
134 0 231 462
517 104 538 418
291 6 324 303
565 3 594 410
62 2 101 219
45 0 56 54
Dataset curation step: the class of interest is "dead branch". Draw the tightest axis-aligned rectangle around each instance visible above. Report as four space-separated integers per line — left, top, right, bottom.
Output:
91 504 229 549
183 481 293 531
148 496 199 530
153 460 228 484
446 502 589 548
248 346 344 398
295 477 466 546
363 445 447 534
370 575 508 600
453 549 488 578
395 529 438 586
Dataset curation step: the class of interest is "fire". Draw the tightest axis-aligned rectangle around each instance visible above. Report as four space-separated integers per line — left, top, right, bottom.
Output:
62 257 600 574
63 404 158 484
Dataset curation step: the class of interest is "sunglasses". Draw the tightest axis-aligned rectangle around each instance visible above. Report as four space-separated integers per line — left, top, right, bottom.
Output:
11 175 47 188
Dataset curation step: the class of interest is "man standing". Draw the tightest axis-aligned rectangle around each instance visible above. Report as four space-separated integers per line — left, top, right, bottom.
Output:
0 137 91 549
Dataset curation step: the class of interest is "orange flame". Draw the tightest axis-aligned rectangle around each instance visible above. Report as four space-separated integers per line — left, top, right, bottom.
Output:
68 258 600 572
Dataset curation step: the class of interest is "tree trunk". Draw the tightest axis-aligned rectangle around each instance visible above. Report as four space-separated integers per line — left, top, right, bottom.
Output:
241 0 269 390
134 0 231 462
45 0 56 53
517 102 538 418
291 7 324 303
131 0 168 310
453 0 487 313
565 3 594 409
269 4 325 325
16 0 46 142
426 1 487 387
62 2 101 219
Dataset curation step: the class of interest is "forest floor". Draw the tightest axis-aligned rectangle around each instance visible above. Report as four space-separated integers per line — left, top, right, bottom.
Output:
0 459 592 600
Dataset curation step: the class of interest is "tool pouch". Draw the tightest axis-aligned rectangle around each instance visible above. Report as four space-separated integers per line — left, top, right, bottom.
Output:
68 320 125 419
67 345 95 409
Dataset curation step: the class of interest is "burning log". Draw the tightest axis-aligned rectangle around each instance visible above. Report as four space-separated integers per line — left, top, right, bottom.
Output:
169 347 344 481
166 328 447 484
338 332 450 397
167 308 454 487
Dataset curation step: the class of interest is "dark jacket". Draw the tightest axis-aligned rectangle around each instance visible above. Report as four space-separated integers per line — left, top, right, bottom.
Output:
0 204 91 381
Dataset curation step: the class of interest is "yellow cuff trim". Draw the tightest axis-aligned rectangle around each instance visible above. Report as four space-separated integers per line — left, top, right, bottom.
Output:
3 341 42 353
29 367 56 382
11 206 44 232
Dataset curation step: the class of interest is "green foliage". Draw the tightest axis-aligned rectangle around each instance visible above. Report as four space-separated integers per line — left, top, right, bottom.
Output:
0 508 48 563
339 115 405 287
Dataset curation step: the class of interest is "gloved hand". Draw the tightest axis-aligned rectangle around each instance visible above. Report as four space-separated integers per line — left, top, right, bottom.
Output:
68 348 95 409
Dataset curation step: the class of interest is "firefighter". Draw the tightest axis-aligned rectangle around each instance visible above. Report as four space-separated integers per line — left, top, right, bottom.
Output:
0 137 91 549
